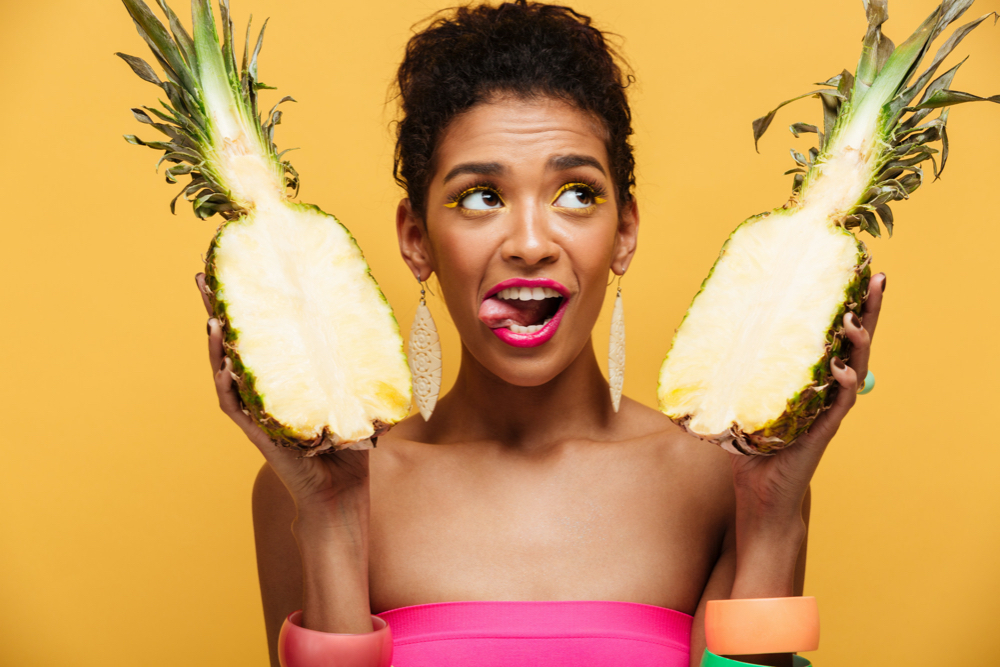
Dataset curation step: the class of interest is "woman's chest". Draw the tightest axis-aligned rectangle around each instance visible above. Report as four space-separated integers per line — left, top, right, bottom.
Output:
367 447 727 614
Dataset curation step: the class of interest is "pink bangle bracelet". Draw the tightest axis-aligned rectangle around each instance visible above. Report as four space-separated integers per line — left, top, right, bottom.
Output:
278 610 393 667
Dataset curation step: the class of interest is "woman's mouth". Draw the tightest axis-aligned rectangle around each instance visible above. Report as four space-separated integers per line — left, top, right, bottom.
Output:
478 279 569 348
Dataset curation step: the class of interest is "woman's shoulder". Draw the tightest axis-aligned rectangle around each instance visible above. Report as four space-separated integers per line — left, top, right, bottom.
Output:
609 398 735 540
616 396 732 467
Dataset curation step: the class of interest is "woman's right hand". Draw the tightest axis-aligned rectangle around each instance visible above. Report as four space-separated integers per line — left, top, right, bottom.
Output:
195 273 371 522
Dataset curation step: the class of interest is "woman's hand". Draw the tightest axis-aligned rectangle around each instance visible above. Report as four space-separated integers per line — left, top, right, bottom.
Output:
727 272 886 597
196 273 371 518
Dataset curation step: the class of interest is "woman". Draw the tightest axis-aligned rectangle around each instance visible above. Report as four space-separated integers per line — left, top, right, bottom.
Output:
196 2 883 665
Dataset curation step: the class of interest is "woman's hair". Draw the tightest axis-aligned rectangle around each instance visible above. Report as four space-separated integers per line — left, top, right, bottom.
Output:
393 0 635 218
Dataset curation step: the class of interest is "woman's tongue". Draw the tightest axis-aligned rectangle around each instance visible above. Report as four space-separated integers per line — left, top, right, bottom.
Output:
479 296 552 329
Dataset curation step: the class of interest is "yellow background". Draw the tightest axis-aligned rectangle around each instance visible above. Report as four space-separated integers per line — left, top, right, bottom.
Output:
2 0 998 664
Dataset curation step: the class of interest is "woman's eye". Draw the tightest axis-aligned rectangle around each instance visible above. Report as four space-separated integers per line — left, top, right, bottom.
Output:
554 186 596 209
459 189 503 210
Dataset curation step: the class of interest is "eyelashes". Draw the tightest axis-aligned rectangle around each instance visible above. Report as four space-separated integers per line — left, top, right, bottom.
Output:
551 180 608 209
444 179 608 214
444 182 504 210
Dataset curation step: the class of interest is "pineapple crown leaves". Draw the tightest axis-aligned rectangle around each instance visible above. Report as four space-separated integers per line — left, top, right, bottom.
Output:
117 0 299 220
752 0 999 239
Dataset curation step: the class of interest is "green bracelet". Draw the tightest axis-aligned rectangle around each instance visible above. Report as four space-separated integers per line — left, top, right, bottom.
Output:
700 649 812 667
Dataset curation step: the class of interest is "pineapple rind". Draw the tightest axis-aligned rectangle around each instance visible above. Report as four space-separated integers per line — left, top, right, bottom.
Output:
205 202 411 455
658 209 870 455
741 247 870 454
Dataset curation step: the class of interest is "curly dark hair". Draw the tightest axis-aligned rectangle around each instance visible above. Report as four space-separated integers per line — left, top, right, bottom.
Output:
393 0 635 219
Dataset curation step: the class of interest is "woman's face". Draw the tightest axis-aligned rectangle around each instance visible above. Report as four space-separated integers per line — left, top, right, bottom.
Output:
398 95 638 387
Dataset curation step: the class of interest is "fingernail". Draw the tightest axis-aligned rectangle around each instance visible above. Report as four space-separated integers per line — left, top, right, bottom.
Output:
879 273 887 293
207 319 215 336
849 312 861 329
833 357 846 370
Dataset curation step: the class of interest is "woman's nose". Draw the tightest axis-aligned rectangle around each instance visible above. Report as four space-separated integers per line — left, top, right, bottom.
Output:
500 205 561 267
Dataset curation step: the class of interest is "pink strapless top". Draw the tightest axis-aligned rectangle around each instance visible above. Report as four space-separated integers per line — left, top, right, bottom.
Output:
376 601 692 666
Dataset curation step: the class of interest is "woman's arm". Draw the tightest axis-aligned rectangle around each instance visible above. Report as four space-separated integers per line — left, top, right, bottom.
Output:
695 273 884 667
253 465 302 667
252 465 375 667
690 489 811 667
195 274 375 664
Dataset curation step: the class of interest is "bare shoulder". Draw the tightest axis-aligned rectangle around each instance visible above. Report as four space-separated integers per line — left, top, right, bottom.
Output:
616 396 735 511
618 397 730 464
368 412 456 479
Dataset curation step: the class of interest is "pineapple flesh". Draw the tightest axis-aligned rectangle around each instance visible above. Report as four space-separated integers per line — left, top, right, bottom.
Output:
658 0 998 455
119 0 411 453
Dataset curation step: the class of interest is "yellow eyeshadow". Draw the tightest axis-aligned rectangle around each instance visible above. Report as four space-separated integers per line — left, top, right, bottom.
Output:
445 185 502 209
552 183 606 206
557 204 598 216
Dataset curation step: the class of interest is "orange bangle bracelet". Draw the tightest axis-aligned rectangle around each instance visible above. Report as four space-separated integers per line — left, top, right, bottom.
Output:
705 596 819 656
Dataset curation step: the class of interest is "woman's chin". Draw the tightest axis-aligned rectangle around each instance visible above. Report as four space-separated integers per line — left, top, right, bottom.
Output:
486 362 566 389
468 330 590 389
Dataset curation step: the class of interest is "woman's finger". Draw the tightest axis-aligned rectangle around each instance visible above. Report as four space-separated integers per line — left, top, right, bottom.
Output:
825 357 859 417
844 311 871 391
214 357 271 447
208 317 305 468
860 273 886 341
803 357 858 446
201 286 312 471
215 356 242 416
195 273 213 315
207 317 225 375
214 357 303 466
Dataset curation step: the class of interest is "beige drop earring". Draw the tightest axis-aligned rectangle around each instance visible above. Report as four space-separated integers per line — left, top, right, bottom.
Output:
408 279 442 421
608 275 625 412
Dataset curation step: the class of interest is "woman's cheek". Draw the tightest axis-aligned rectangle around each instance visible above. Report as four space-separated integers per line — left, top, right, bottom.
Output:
428 225 495 321
566 218 618 282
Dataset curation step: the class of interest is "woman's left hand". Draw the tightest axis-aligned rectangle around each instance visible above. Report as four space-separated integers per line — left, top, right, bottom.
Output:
726 272 885 594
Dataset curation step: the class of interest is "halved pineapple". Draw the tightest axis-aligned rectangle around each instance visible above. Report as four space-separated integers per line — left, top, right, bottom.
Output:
658 0 998 454
118 0 411 453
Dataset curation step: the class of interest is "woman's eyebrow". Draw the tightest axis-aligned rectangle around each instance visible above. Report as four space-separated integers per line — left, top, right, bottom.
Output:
547 154 606 175
443 161 505 184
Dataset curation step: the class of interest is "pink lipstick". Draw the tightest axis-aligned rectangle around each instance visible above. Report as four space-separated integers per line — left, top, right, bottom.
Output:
478 278 570 348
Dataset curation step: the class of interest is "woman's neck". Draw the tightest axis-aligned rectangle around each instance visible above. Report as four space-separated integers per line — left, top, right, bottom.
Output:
424 339 620 451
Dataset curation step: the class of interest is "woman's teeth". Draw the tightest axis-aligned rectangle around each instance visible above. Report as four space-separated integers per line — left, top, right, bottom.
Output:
508 316 554 334
496 286 562 301
478 285 564 335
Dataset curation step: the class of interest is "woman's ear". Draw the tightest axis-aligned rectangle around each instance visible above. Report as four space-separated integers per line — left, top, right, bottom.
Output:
611 197 639 276
396 198 434 281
